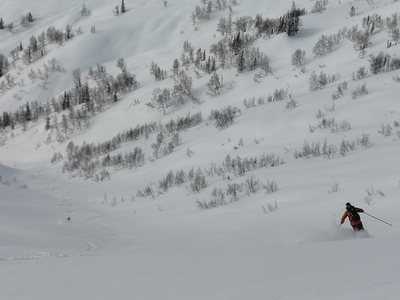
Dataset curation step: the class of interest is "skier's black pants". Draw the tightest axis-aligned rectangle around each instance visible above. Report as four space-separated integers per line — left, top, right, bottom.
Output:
352 223 364 231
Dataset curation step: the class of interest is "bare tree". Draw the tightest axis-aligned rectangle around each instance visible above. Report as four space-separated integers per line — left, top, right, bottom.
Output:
291 49 306 69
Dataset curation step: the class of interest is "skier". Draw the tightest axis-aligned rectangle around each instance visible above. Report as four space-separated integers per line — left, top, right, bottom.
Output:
340 202 365 231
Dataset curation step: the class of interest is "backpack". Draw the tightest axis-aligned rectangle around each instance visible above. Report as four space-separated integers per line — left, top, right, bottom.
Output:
348 206 360 222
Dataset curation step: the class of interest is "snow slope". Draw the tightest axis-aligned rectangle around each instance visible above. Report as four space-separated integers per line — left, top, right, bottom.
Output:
1 0 400 299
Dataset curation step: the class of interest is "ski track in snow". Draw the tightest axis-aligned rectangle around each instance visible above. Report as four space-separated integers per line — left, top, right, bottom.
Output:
0 251 71 262
0 167 123 261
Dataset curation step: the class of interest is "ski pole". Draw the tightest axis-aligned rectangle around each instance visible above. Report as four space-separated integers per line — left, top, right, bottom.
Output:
364 212 392 226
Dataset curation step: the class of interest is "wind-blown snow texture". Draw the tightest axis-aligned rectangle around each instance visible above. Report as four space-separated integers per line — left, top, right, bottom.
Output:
1 0 400 299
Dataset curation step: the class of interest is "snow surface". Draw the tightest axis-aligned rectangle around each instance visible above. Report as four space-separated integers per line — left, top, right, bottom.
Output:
1 0 400 299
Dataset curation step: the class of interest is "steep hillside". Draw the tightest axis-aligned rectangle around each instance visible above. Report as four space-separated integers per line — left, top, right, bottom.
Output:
1 0 400 299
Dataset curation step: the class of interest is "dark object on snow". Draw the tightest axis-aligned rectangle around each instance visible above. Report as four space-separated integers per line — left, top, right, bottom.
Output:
66 217 71 221
341 203 364 231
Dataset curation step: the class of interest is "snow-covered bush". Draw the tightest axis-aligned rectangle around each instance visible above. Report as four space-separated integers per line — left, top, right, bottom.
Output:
351 83 368 99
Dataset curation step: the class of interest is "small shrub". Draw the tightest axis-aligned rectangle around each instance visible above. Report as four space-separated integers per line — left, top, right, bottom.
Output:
285 99 299 111
366 185 384 197
311 0 327 14
357 133 373 148
291 49 306 69
263 179 278 194
262 200 278 214
351 83 368 99
209 106 241 129
339 139 356 156
332 81 348 100
244 174 262 195
335 119 352 133
364 196 372 205
196 196 227 210
378 123 392 136
111 196 117 207
267 200 278 212
50 152 63 164
189 168 207 193
136 184 155 199
210 186 227 205
186 147 194 157
315 109 325 119
328 182 339 194
271 88 288 101
353 67 368 80
226 182 243 201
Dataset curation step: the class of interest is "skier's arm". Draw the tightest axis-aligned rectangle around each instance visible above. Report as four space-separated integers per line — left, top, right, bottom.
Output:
357 208 364 213
340 211 348 224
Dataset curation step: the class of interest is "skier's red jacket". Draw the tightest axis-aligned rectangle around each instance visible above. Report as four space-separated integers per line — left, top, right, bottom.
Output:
341 207 364 226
